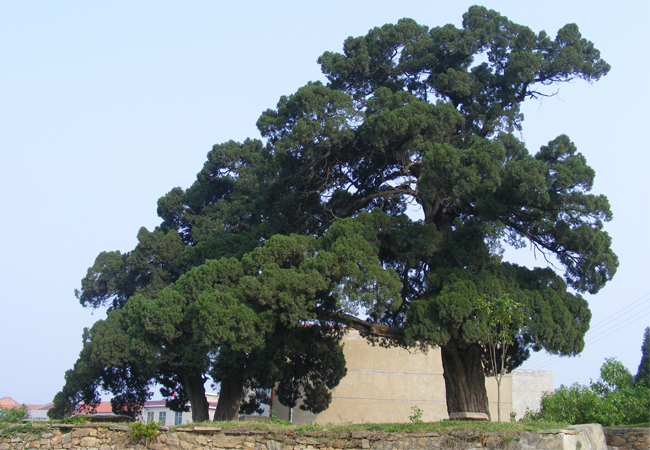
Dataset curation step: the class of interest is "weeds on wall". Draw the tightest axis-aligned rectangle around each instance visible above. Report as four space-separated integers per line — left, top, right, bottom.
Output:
129 421 159 444
408 406 423 424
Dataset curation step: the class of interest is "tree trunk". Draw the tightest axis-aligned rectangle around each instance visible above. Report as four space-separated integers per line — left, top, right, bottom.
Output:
183 372 209 423
213 369 243 421
497 377 501 422
440 340 490 419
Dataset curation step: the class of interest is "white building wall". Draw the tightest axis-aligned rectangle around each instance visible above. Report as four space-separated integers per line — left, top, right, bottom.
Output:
27 409 49 421
511 369 553 420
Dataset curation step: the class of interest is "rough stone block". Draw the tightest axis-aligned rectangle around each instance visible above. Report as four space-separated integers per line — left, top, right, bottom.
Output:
351 431 370 440
191 427 220 434
607 435 627 447
51 435 62 445
264 441 283 450
164 437 180 448
448 412 489 421
179 440 193 450
80 436 98 447
210 436 240 448
72 429 90 438
451 428 480 439
328 439 346 449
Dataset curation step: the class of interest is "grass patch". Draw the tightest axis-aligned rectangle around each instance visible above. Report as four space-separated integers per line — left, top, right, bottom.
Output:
0 423 49 439
174 419 570 437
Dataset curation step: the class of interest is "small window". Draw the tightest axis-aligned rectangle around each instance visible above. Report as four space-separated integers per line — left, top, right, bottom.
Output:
146 412 153 424
158 411 166 425
174 411 182 425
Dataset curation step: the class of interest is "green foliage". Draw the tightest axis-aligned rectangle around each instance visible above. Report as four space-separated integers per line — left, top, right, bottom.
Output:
408 406 423 423
477 294 525 353
0 423 47 438
64 416 91 424
635 327 649 389
76 228 184 311
130 421 159 444
0 405 28 423
170 417 570 435
524 358 650 426
62 7 617 420
477 294 525 421
270 418 293 426
49 310 153 421
295 424 322 433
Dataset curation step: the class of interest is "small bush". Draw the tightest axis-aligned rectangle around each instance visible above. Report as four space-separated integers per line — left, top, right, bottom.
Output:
130 421 159 444
64 416 90 425
0 406 29 423
408 406 423 423
523 358 650 426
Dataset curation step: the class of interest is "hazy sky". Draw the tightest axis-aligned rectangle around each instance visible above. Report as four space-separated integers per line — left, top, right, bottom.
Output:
1 1 648 408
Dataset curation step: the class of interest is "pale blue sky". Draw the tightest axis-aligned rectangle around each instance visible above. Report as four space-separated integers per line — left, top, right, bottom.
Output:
1 0 648 407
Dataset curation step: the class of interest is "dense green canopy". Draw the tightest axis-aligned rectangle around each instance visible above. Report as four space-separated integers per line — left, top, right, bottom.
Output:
253 6 615 415
55 6 616 421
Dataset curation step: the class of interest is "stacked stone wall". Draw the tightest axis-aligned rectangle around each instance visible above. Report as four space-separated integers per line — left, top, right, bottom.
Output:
0 422 628 450
604 428 650 450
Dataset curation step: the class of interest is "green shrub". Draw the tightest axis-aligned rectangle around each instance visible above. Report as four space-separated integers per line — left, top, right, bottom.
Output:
524 358 650 426
64 416 90 425
0 406 29 423
130 421 159 444
408 406 423 423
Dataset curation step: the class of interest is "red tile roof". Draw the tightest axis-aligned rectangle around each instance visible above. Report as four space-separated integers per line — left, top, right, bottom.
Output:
0 397 21 409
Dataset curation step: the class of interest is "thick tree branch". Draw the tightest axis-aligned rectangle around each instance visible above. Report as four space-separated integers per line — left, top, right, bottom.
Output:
338 313 405 341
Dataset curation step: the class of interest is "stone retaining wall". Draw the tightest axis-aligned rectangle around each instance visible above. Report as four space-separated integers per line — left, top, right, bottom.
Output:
0 423 624 450
604 428 650 450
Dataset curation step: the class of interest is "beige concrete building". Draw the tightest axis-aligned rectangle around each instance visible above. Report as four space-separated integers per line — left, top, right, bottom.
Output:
511 369 553 420
271 330 550 424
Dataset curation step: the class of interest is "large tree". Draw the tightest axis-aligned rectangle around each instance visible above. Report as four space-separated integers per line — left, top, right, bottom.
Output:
59 7 616 421
121 216 401 422
255 6 616 416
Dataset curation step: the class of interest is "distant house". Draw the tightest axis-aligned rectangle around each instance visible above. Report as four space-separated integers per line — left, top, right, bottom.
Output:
0 397 51 421
61 392 221 425
27 403 54 421
138 393 218 425
0 397 22 409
